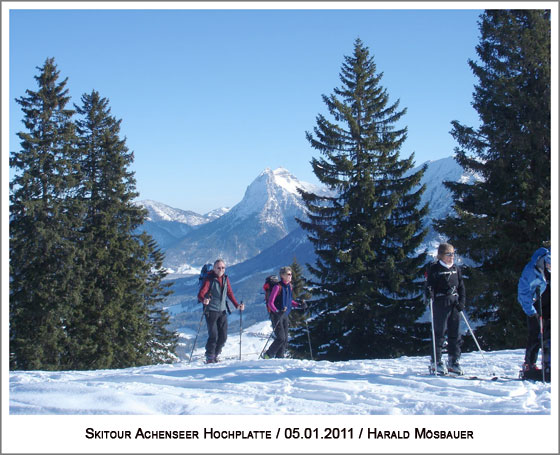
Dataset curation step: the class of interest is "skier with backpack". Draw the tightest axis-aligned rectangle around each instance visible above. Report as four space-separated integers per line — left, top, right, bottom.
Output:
261 266 304 359
197 259 244 364
517 245 551 382
425 243 466 375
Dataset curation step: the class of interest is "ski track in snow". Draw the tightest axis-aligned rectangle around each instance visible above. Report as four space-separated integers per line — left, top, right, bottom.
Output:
9 321 551 416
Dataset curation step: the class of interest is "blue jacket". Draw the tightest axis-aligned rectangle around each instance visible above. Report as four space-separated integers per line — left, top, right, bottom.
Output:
517 247 551 316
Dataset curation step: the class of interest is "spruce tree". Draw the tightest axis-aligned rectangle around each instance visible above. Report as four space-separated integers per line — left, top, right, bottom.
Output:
297 39 429 361
10 58 82 370
74 90 177 369
434 10 551 349
144 236 178 364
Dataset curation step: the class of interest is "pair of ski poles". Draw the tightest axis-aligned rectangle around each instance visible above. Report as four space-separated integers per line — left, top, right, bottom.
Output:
259 302 313 360
188 300 245 364
427 293 495 377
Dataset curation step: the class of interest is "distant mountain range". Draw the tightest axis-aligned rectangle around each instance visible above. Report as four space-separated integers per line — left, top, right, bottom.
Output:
133 200 230 250
139 167 326 273
136 156 482 331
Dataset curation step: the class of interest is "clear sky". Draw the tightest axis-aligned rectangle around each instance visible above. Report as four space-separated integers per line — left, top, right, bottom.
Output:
7 4 484 214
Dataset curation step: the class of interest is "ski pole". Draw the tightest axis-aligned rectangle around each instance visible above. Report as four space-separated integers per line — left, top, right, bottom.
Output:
260 313 282 359
428 296 438 376
537 290 545 383
239 301 244 361
304 318 313 361
460 311 495 377
189 309 206 364
301 301 314 360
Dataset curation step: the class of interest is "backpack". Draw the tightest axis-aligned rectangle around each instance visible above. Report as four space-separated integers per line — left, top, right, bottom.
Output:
198 263 232 314
198 263 214 291
263 275 280 311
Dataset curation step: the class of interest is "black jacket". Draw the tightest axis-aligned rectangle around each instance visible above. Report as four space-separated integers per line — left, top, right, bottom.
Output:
426 261 466 309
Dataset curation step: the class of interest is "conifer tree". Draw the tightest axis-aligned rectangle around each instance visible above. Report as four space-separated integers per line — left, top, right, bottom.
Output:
144 237 178 364
434 10 551 349
297 39 429 361
74 90 177 369
10 58 82 370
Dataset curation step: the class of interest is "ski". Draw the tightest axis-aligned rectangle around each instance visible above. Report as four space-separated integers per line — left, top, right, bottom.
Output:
422 374 515 382
421 369 513 382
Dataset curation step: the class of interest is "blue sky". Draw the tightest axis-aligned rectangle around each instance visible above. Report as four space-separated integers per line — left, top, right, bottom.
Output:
8 6 484 214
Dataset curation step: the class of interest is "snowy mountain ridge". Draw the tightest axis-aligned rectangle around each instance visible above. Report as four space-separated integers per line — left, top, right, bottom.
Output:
138 199 212 225
161 167 321 271
137 199 230 225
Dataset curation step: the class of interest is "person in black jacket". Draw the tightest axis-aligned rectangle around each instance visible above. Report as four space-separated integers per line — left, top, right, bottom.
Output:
426 243 466 375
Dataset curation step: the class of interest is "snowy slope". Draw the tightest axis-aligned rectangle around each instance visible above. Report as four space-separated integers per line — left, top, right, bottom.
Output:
9 321 551 416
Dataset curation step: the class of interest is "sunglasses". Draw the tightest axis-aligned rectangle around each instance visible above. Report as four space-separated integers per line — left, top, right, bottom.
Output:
444 252 455 257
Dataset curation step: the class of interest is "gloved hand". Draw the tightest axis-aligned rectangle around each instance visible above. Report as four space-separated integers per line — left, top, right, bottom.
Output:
456 301 465 312
425 287 434 302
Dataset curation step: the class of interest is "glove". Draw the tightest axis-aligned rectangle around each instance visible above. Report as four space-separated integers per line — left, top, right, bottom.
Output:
425 287 434 302
456 301 465 312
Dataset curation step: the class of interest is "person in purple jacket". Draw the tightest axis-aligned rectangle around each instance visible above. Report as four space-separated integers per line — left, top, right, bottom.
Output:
261 266 302 359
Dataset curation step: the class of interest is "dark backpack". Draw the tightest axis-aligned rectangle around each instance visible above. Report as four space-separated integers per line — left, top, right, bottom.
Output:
198 263 214 291
198 263 232 314
263 275 280 311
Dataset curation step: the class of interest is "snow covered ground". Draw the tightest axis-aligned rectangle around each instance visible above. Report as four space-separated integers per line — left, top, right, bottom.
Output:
5 321 558 454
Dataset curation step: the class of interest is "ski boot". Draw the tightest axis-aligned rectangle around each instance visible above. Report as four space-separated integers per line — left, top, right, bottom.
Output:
519 362 543 381
447 359 464 376
429 361 448 375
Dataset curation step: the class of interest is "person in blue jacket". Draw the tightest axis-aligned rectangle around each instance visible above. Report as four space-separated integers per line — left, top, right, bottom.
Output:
517 245 551 376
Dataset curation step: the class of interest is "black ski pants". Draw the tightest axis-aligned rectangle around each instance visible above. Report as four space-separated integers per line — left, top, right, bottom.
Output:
205 310 228 358
525 315 551 368
266 311 289 358
432 299 462 363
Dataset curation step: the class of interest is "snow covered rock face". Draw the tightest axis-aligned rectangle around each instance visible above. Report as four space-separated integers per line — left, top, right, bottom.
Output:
162 168 318 269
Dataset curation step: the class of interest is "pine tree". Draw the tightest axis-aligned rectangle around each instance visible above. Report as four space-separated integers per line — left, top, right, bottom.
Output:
144 237 178 364
74 90 177 369
297 39 429 361
10 58 83 370
434 10 551 350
